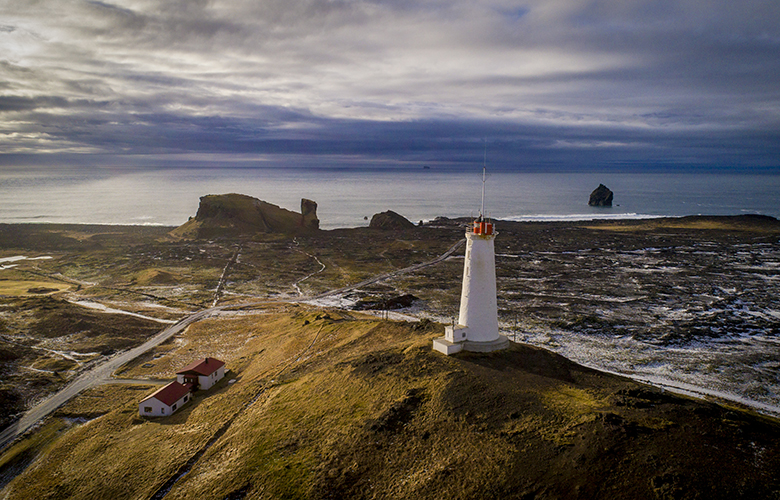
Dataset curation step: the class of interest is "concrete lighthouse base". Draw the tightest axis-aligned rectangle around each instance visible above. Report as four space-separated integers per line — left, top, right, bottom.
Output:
432 334 510 356
463 335 510 353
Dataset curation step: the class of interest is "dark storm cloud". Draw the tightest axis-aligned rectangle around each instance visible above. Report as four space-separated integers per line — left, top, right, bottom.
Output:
0 0 778 169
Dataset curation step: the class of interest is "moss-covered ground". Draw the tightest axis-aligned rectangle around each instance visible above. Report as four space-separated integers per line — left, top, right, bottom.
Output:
2 306 779 499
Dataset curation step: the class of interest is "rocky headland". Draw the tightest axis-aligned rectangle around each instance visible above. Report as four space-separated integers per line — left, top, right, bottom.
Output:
170 194 319 239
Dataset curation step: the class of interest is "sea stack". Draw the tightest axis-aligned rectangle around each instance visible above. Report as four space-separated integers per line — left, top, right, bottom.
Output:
433 169 509 355
589 184 614 207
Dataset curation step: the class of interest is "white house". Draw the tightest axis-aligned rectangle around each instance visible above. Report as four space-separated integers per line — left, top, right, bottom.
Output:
138 381 192 417
176 357 225 391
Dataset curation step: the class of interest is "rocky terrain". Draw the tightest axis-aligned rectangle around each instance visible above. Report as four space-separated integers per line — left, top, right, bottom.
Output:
0 212 779 498
408 215 780 413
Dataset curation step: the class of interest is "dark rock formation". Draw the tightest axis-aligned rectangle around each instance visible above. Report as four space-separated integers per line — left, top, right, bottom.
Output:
353 294 419 311
369 210 415 230
300 199 319 230
171 193 319 239
26 287 59 294
589 184 614 207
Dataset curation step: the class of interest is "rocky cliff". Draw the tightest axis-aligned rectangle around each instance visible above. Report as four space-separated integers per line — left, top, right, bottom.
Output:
170 194 319 239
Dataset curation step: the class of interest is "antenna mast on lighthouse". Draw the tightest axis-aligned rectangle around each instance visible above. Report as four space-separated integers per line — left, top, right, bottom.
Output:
480 142 487 218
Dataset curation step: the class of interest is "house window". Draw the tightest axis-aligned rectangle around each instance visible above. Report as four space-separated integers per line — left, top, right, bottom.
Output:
184 395 188 402
144 406 152 413
172 404 177 411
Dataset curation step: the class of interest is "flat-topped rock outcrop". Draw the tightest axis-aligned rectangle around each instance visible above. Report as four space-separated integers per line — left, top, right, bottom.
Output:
170 194 319 239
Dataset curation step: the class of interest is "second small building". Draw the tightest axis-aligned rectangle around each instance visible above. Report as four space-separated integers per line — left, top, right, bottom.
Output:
176 357 226 391
139 381 193 417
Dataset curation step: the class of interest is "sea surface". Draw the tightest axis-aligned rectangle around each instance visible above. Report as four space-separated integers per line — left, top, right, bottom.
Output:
1 167 779 228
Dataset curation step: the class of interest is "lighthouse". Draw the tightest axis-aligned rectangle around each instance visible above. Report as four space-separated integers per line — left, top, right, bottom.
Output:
433 166 509 355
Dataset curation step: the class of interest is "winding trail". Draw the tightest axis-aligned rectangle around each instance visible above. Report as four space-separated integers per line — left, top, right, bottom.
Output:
290 238 327 297
212 245 241 307
70 300 178 324
300 237 465 303
0 336 92 365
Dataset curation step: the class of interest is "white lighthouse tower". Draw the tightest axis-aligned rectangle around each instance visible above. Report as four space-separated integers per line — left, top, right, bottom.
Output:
433 166 509 355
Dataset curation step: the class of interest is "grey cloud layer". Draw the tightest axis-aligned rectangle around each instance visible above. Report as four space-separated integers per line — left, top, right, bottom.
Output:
1 0 778 168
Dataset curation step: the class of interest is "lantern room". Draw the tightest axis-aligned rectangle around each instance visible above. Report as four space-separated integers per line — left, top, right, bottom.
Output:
472 220 493 236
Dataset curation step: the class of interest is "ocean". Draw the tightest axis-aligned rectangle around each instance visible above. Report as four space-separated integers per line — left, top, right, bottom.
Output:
1 167 779 227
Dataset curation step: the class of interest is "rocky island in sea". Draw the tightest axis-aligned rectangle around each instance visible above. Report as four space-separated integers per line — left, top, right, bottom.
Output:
0 199 779 499
589 183 614 206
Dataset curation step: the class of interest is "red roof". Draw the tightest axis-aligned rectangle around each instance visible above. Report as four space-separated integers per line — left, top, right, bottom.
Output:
142 381 192 406
176 357 225 377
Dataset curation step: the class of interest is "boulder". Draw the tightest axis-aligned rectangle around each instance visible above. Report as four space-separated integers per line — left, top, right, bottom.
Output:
369 210 415 230
588 184 614 207
170 193 319 239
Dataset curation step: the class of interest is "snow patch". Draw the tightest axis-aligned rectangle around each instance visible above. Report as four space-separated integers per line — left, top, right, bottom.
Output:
71 300 177 324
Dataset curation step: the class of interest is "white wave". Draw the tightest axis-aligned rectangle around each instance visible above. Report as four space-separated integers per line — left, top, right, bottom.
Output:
502 213 664 223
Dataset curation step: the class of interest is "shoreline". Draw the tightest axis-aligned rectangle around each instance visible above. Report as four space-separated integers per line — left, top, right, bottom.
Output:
0 212 777 231
573 361 780 419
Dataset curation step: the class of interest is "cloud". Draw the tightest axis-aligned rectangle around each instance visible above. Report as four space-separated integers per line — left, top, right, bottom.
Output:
0 0 778 169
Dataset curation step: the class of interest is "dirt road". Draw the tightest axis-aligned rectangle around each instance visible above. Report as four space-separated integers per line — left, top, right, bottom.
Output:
0 307 222 450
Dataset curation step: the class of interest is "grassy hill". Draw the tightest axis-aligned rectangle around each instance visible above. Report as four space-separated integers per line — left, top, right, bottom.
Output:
2 305 779 499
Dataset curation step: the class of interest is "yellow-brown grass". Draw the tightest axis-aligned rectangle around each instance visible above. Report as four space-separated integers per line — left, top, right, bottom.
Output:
0 280 71 296
4 306 780 500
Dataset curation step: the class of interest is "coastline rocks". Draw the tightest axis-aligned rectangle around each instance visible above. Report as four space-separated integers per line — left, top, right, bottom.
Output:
589 184 614 207
353 294 419 311
171 193 319 239
369 210 415 230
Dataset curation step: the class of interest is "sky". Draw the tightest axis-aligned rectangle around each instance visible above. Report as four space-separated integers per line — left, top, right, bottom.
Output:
1 0 779 171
